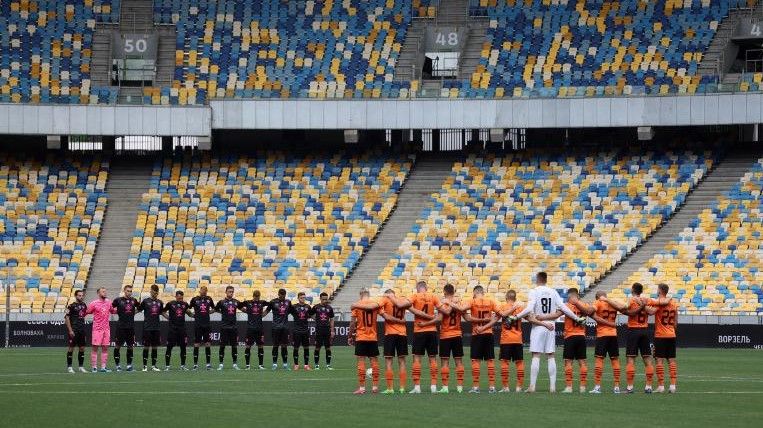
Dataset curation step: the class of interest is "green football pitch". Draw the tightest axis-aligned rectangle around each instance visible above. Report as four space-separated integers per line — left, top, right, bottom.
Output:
0 347 761 427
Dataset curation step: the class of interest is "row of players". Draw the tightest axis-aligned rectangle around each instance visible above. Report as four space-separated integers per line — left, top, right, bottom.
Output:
64 285 336 372
347 272 678 394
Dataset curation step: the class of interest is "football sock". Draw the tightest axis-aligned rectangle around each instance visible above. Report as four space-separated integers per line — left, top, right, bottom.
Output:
515 360 525 387
114 348 120 366
645 362 654 387
179 346 186 366
611 358 621 387
165 346 172 366
565 362 573 388
100 348 108 368
412 360 422 386
91 349 98 368
501 360 510 388
669 361 677 386
77 350 85 367
143 349 149 366
594 357 604 385
455 362 464 386
272 346 278 364
126 348 133 366
326 348 332 366
579 362 588 386
399 363 407 388
440 362 450 386
193 347 199 365
66 351 73 367
471 360 480 388
656 360 665 386
357 360 366 387
280 346 288 363
245 347 251 365
429 357 438 386
314 348 320 365
303 348 309 366
486 359 496 387
232 346 238 364
258 347 264 366
371 359 380 386
626 360 635 386
205 347 211 364
548 357 557 390
530 356 540 388
219 346 225 363
386 367 395 389
151 349 157 366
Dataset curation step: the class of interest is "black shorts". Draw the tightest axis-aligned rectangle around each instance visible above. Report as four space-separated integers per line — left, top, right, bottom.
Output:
563 336 587 360
594 336 619 358
115 327 135 347
355 340 379 357
246 328 264 346
499 344 523 361
194 325 211 344
412 332 438 356
470 334 495 360
626 328 651 357
142 330 160 347
167 327 186 347
315 330 332 348
653 338 676 359
68 330 87 347
219 328 238 347
293 331 309 347
383 334 408 357
272 328 289 346
439 337 464 358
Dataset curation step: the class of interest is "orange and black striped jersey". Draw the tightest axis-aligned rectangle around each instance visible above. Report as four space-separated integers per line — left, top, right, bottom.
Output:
564 302 586 339
465 297 497 336
439 302 463 339
352 305 383 342
649 298 677 338
626 297 649 329
593 300 618 337
499 303 524 345
408 292 440 333
381 296 407 336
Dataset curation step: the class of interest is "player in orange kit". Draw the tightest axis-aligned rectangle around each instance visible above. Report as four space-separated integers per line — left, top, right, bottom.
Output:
405 281 442 394
646 283 679 393
379 289 411 394
416 283 470 394
463 285 498 393
349 289 405 395
601 283 654 393
477 290 526 392
590 290 621 394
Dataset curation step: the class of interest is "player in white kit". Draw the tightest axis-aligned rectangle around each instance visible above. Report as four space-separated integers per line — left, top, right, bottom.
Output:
510 272 586 393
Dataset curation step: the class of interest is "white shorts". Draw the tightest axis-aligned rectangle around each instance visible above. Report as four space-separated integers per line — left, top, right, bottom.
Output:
529 326 556 354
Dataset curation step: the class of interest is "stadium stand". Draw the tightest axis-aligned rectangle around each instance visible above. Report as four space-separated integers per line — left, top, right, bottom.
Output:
0 154 108 313
0 0 120 104
612 158 763 315
459 0 756 98
121 150 413 303
371 149 715 302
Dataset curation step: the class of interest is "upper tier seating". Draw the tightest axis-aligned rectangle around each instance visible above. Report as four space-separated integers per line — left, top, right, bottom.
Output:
0 154 108 313
613 158 763 315
122 151 412 302
0 0 120 104
372 149 713 302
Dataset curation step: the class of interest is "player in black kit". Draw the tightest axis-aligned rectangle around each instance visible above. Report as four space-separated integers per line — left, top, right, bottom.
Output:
310 292 335 370
291 292 312 370
162 290 191 370
189 285 215 370
139 284 163 371
112 285 140 371
269 288 292 370
216 286 241 370
239 289 268 370
65 289 88 373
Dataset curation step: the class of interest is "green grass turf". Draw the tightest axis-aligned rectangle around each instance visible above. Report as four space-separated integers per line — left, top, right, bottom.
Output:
0 347 761 427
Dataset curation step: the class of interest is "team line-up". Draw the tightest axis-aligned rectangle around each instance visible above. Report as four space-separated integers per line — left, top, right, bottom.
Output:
63 271 678 395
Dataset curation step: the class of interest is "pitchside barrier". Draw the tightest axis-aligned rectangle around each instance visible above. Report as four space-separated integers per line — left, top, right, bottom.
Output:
2 321 761 349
